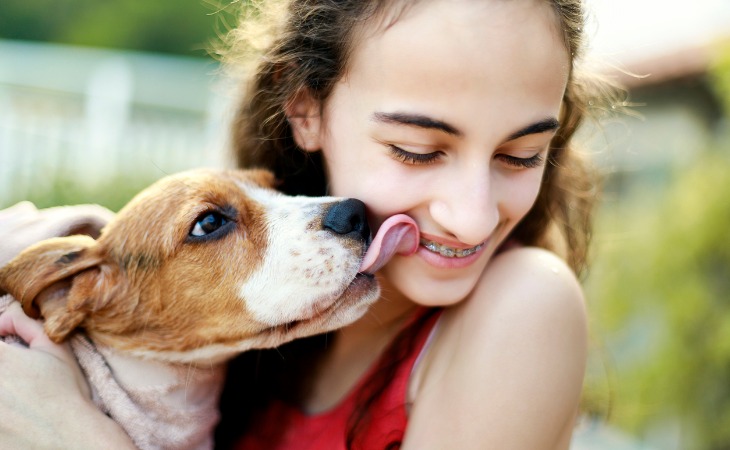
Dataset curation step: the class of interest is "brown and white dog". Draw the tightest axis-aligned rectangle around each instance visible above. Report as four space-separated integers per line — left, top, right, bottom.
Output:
0 168 404 450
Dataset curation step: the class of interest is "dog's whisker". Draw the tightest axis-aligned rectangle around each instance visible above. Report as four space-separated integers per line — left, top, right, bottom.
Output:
183 361 197 406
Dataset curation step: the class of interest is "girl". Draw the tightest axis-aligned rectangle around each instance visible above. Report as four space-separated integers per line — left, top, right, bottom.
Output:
0 0 611 448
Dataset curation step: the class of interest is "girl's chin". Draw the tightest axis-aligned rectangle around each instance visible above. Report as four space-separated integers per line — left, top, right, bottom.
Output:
406 282 478 308
379 258 488 308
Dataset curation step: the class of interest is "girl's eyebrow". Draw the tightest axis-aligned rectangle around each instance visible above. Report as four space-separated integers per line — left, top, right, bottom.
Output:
372 112 462 136
372 112 560 142
505 118 560 142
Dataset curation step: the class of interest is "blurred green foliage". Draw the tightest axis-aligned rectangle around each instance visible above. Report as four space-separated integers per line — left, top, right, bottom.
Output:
711 40 730 117
585 44 730 449
0 0 240 57
16 175 161 213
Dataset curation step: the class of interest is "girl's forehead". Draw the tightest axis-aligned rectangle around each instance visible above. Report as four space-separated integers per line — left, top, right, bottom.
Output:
347 0 569 79
330 0 569 136
360 0 562 32
351 0 567 59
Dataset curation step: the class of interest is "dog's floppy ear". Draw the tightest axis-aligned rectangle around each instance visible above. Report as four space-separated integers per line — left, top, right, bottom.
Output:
0 235 107 342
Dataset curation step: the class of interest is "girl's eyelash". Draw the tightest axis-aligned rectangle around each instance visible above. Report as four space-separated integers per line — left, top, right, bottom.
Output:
388 145 441 165
387 143 544 169
497 153 545 169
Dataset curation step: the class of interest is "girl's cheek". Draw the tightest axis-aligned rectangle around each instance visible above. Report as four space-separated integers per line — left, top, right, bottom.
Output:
347 170 406 204
500 170 545 217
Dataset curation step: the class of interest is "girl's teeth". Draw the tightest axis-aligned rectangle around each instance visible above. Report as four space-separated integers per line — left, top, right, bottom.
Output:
421 239 483 258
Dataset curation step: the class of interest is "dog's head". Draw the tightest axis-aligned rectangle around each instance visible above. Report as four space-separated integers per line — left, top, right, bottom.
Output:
0 169 379 364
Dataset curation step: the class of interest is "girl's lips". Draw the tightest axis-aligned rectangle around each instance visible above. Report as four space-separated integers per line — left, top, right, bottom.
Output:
418 232 478 251
416 225 508 270
415 238 489 269
360 217 502 273
419 238 484 257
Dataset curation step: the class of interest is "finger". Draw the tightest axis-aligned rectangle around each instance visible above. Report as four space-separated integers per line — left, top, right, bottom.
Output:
0 302 42 337
0 302 90 398
0 303 72 363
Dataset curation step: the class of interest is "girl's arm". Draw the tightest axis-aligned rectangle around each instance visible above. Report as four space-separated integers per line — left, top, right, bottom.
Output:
0 202 134 449
403 247 588 449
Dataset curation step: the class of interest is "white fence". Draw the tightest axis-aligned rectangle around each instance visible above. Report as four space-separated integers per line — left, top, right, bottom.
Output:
0 39 235 207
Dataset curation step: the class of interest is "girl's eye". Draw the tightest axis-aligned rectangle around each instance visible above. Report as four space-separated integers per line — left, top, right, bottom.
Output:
496 153 545 169
388 145 442 165
190 212 229 237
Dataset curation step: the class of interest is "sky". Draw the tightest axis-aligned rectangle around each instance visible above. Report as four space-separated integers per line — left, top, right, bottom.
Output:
585 0 730 65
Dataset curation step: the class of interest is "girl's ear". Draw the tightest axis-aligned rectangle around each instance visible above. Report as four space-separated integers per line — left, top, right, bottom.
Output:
285 88 323 152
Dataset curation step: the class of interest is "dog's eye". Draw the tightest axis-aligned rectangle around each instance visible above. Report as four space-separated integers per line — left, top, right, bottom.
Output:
190 212 228 237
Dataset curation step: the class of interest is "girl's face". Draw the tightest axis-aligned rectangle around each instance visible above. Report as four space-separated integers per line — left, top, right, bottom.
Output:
293 0 570 307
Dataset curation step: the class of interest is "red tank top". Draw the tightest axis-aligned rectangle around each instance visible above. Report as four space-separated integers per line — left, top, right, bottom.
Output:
234 308 441 450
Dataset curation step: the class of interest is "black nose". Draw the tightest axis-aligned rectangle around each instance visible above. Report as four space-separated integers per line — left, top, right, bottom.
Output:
323 199 370 242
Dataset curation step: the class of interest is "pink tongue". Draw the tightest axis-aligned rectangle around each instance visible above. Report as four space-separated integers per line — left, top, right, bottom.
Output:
359 214 419 274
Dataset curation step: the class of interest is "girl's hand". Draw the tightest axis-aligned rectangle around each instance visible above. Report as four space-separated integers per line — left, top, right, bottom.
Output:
0 302 134 449
0 203 133 448
0 201 115 268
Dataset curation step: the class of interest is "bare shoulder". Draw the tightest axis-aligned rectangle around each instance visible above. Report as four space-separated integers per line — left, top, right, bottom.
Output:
404 247 587 449
452 245 588 379
445 246 587 355
465 245 586 322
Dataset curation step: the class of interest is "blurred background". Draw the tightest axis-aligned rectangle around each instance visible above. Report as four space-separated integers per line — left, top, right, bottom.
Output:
1 1 729 449
0 0 237 207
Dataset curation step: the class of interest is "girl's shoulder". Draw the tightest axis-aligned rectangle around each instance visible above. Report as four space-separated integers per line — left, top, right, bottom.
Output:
440 246 587 353
404 247 587 448
463 245 586 320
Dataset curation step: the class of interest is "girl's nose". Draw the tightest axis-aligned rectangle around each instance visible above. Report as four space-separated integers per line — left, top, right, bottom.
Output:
429 169 500 246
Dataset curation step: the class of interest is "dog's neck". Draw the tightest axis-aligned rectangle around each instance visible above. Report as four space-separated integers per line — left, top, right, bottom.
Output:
70 334 226 450
96 342 225 411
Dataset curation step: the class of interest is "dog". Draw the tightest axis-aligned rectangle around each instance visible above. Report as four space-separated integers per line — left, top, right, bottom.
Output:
0 168 387 450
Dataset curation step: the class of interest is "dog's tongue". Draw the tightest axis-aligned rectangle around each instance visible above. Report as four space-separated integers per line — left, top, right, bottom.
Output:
359 214 419 274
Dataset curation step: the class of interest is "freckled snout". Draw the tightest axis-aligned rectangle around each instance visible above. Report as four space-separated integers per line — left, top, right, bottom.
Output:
323 198 370 243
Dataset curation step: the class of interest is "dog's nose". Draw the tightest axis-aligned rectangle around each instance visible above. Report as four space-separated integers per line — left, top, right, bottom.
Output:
323 199 370 242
